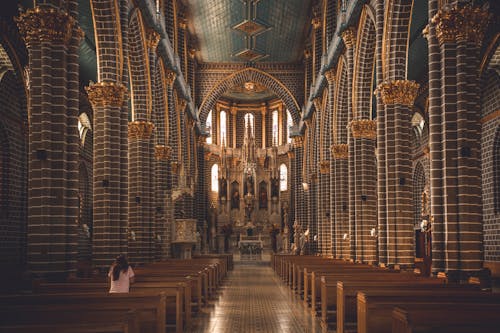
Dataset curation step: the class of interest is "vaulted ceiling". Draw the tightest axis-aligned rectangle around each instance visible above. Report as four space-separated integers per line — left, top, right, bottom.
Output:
183 0 313 63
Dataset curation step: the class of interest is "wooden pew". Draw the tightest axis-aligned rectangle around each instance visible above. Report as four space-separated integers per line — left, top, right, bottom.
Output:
0 308 139 333
33 281 186 333
0 292 166 333
357 290 500 333
392 304 500 333
335 281 480 333
319 273 444 327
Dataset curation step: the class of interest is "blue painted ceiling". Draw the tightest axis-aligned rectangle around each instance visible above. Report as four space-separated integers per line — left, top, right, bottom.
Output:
184 0 313 63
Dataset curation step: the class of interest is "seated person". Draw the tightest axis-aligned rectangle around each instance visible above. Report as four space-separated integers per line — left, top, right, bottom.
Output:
108 254 135 293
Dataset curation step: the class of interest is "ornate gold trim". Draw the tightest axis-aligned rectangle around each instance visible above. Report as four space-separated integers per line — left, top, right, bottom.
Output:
292 136 304 148
16 6 84 45
349 119 377 139
312 16 322 30
128 121 155 140
324 68 336 85
431 5 491 46
85 82 128 108
154 145 172 161
319 160 330 174
165 69 176 87
376 80 419 106
341 27 357 49
287 151 295 159
146 28 160 50
331 144 348 159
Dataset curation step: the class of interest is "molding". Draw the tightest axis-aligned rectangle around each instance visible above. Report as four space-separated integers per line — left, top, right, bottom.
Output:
319 160 330 174
349 119 377 139
86 81 128 108
376 80 419 107
16 6 84 45
154 145 172 161
331 144 348 159
128 121 155 140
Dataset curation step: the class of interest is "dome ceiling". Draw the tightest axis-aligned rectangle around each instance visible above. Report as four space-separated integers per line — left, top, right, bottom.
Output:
220 81 277 103
183 0 313 63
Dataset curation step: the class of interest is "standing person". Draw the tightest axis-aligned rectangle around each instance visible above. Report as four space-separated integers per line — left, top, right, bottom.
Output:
108 254 135 293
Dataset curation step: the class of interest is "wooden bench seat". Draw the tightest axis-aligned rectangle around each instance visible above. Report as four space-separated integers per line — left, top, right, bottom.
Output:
357 290 500 333
392 303 500 333
0 308 139 333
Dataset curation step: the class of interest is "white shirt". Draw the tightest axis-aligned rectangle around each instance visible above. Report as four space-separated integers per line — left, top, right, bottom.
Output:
108 266 135 293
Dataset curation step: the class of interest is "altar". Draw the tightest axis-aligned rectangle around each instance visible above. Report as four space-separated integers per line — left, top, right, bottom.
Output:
238 234 263 260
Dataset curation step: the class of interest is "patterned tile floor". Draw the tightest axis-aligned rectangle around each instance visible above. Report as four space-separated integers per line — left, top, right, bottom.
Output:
189 254 330 333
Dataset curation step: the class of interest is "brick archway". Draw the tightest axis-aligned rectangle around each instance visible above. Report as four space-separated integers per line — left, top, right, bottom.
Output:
198 68 301 125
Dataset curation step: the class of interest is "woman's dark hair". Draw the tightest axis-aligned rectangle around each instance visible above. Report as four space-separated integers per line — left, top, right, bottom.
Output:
111 254 129 281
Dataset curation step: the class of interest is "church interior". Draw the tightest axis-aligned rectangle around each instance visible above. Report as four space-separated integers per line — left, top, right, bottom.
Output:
1 0 500 331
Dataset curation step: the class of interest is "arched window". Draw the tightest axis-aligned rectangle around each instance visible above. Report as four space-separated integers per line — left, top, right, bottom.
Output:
244 113 254 136
286 109 293 143
279 163 287 191
220 110 227 145
211 164 219 192
78 113 92 145
206 110 212 144
272 109 279 146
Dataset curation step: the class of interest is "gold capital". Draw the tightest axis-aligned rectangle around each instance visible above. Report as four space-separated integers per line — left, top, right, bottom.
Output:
312 17 322 30
154 145 172 161
313 97 322 112
349 119 377 139
376 80 419 106
16 6 83 45
319 160 330 174
324 68 336 85
146 28 161 50
304 49 312 59
292 136 304 148
128 121 155 140
331 144 348 160
431 5 491 46
86 82 128 108
165 69 176 87
341 27 356 49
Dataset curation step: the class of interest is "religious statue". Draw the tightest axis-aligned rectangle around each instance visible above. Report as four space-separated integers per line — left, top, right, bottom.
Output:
421 186 429 217
231 190 240 210
244 173 254 195
271 177 279 198
219 177 227 200
259 185 268 209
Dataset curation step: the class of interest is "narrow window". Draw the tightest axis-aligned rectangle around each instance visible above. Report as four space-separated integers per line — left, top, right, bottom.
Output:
211 164 219 192
206 110 212 144
220 110 227 145
279 164 288 191
272 110 279 146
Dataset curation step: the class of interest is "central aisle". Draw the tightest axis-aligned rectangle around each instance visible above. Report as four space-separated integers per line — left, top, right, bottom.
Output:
190 259 325 333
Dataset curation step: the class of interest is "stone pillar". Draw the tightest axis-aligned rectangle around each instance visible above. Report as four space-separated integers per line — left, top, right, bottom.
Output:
128 121 155 264
17 3 83 275
341 26 356 260
292 136 305 248
331 144 349 259
349 120 377 263
377 80 419 267
429 5 490 279
261 103 267 148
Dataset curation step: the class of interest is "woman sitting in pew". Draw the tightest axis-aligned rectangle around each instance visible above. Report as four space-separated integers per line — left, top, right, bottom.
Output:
108 254 135 293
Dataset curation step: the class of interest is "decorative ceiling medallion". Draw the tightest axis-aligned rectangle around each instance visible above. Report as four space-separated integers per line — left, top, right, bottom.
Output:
229 81 268 94
234 48 267 62
233 19 268 36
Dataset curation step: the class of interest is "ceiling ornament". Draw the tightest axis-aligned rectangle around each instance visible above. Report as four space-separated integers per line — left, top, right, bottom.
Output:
229 81 268 94
232 0 271 62
331 144 348 160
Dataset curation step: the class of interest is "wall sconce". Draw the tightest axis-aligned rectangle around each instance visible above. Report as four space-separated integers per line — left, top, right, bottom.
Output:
420 218 432 232
82 223 90 238
370 227 378 238
302 182 309 191
129 230 136 241
343 233 350 240
156 234 161 241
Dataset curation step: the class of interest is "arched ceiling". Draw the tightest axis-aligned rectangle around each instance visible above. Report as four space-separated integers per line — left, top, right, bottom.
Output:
183 0 313 63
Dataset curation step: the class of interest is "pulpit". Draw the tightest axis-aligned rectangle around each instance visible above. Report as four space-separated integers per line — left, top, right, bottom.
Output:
172 219 197 259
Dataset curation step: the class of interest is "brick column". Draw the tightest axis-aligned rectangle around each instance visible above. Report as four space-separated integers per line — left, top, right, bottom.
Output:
424 0 445 274
17 4 83 275
86 82 128 268
154 145 172 259
341 26 356 260
292 136 305 247
331 144 349 259
377 80 419 267
349 120 377 263
374 0 387 266
128 121 155 264
430 5 490 279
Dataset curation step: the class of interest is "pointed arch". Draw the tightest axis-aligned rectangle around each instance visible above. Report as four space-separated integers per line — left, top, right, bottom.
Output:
198 68 301 125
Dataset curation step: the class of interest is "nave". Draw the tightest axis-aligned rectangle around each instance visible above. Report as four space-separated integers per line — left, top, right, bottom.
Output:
191 257 323 333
